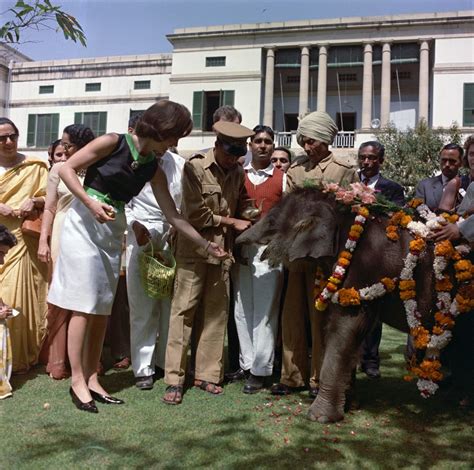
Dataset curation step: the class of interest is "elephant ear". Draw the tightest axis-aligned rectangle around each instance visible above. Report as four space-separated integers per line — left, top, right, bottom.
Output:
287 201 338 262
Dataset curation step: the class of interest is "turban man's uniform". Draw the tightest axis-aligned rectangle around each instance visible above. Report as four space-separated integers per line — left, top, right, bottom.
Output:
276 111 359 393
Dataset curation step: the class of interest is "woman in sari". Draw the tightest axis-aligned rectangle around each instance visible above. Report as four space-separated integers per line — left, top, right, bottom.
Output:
38 125 95 379
0 117 49 373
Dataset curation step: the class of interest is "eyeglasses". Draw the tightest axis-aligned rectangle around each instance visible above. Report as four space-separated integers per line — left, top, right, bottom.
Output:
358 155 379 162
0 133 19 144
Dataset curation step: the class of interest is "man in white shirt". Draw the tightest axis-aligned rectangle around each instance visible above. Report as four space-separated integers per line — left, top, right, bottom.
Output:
233 125 286 393
126 149 185 390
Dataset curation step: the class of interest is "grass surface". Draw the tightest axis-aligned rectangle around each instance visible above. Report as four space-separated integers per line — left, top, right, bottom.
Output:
1 326 473 469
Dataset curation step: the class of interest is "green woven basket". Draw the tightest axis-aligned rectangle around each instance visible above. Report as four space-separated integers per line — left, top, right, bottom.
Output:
138 242 176 299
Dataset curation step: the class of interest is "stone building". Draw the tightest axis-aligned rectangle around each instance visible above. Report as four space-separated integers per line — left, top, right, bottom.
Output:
1 10 473 157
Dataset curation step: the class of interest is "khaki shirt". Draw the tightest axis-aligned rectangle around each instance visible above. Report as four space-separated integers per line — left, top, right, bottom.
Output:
176 148 250 264
287 152 359 192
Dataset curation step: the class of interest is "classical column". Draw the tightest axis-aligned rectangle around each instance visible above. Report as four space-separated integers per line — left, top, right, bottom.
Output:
380 42 391 127
263 48 275 127
361 43 373 129
298 46 310 118
316 45 328 112
418 40 430 123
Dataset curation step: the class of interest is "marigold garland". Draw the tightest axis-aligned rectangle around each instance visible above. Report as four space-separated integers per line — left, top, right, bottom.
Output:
401 220 472 397
314 191 472 398
315 205 369 311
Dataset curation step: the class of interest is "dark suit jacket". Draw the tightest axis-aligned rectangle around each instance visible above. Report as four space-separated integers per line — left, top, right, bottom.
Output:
415 174 470 211
375 175 405 206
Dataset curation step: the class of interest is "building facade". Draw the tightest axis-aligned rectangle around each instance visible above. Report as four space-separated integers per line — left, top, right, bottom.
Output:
1 10 473 157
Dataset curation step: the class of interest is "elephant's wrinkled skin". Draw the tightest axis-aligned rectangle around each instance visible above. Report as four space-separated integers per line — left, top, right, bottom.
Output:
236 187 435 423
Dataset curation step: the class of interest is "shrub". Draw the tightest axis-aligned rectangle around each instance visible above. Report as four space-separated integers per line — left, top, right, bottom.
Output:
376 120 462 197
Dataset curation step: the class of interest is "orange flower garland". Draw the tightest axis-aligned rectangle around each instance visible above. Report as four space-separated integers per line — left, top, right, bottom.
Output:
315 206 369 311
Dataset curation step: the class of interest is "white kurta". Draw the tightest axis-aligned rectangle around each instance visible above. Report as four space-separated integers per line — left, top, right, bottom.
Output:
125 151 185 377
232 162 285 377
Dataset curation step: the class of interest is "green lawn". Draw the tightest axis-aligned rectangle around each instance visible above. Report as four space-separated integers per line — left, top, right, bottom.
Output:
1 327 473 469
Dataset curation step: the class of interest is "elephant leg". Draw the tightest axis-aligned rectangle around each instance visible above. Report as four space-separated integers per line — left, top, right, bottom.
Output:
308 307 368 423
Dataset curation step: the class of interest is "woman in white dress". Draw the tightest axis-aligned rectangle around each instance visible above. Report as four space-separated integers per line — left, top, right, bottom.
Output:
48 100 227 413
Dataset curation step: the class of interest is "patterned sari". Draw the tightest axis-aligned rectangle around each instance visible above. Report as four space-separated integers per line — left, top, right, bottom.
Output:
0 157 48 373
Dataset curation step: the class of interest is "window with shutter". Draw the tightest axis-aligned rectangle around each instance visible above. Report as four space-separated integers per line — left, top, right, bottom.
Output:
463 83 474 127
26 114 59 147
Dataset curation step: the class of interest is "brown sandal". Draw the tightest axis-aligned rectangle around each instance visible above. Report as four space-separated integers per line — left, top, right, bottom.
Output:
194 379 224 395
162 385 183 405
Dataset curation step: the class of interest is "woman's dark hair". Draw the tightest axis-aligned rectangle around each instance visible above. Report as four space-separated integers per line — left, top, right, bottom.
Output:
251 125 275 141
0 117 19 135
63 124 95 149
135 100 193 142
463 135 474 168
0 224 17 247
50 139 62 156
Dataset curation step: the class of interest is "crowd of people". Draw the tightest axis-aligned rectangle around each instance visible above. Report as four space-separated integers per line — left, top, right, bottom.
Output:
0 101 472 411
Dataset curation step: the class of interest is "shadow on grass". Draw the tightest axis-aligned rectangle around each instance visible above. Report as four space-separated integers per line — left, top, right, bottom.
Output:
4 327 473 469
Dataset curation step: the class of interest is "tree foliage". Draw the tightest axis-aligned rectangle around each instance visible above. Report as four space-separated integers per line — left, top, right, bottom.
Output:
0 0 86 46
376 120 463 197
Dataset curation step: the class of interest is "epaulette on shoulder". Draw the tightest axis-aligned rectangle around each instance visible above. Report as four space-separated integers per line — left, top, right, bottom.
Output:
189 152 206 161
290 154 309 168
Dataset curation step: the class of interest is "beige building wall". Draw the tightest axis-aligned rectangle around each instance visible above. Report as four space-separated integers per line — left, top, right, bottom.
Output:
432 37 474 130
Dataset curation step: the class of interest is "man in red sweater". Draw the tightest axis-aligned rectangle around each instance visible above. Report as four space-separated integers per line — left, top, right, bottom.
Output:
232 125 286 393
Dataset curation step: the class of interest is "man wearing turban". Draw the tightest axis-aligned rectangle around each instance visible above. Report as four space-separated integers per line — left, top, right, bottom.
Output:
271 111 359 398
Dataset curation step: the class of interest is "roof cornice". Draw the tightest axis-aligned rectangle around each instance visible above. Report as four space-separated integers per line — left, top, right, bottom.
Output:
167 10 474 43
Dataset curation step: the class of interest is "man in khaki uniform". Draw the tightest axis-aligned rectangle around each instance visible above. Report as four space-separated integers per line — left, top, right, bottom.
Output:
271 111 359 397
163 121 254 404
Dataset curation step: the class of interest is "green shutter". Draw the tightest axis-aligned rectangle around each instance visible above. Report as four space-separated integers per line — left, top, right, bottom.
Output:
221 90 235 107
51 114 59 142
74 112 82 124
192 91 204 130
463 83 474 127
27 115 36 147
98 112 107 136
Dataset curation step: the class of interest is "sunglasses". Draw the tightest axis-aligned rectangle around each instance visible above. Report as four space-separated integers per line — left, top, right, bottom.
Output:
0 133 19 144
221 141 247 157
61 142 77 151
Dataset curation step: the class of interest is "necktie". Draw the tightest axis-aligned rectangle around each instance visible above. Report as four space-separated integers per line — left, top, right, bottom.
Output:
363 177 370 186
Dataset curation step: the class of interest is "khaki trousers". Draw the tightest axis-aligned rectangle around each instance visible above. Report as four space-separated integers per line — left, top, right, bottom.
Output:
280 261 324 389
164 261 229 386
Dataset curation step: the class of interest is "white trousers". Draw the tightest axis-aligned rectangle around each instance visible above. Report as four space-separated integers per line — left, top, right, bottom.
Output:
126 221 171 378
232 244 283 377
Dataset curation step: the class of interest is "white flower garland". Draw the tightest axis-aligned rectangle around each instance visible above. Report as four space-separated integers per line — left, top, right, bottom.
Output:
401 203 467 397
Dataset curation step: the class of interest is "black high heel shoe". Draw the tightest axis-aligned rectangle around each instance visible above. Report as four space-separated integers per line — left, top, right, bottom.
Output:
89 389 125 405
69 387 98 413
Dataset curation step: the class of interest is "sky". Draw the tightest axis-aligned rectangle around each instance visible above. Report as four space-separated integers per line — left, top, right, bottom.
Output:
1 0 473 60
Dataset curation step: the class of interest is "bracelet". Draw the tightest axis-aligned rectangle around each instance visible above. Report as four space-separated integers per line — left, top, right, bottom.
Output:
204 241 211 252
